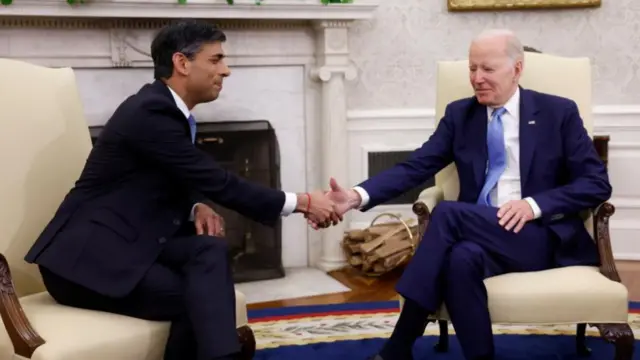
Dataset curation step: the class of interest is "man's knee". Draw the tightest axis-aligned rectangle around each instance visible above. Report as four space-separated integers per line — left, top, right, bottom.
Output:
189 235 229 259
431 200 458 216
430 200 468 224
447 241 485 276
431 200 495 221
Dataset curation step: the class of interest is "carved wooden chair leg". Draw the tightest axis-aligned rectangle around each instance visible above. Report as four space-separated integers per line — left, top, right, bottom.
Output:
576 323 591 356
594 323 635 360
434 320 449 352
237 325 256 360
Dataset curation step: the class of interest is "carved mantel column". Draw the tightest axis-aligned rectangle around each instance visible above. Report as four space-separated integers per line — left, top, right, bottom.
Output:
311 20 356 272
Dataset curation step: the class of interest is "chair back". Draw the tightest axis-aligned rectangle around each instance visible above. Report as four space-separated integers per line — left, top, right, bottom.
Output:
0 59 92 296
434 52 594 235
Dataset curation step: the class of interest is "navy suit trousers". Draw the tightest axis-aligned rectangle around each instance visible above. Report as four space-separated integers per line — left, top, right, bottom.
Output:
396 201 556 359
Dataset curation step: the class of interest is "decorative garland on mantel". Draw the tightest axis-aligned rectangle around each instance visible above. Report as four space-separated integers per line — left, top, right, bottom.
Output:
0 0 353 5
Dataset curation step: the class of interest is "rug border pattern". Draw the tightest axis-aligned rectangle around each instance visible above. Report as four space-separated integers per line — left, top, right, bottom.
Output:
249 301 640 350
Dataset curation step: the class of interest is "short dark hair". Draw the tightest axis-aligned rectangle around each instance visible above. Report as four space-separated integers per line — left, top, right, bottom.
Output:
150 20 227 80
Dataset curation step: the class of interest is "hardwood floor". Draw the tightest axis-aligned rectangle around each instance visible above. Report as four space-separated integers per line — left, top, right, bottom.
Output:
248 261 640 310
247 266 402 310
618 260 640 301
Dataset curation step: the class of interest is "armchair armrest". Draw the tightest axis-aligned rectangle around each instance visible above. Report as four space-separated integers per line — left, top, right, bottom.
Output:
412 190 620 285
0 254 45 358
412 186 445 238
592 202 621 283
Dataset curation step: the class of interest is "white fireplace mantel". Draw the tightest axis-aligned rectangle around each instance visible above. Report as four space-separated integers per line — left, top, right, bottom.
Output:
0 0 379 272
1 0 379 20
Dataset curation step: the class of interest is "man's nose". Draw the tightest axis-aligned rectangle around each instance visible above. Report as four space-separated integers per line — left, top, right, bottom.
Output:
220 63 231 77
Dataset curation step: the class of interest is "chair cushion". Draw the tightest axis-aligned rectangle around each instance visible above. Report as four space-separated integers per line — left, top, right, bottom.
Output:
16 290 248 360
430 266 629 324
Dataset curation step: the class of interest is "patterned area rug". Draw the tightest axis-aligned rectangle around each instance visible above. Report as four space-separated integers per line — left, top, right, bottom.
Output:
248 301 640 359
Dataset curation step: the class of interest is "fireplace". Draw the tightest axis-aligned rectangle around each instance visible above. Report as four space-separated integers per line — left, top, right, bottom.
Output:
0 0 380 273
89 120 285 283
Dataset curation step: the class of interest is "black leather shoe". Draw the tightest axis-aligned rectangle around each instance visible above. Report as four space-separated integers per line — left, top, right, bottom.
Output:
234 326 256 360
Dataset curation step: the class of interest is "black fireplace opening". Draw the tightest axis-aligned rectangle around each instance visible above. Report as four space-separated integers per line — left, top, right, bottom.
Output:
88 120 285 283
367 150 435 205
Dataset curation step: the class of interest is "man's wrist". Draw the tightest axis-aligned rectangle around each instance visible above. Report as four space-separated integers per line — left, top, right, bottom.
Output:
294 193 310 213
524 197 542 219
347 189 362 210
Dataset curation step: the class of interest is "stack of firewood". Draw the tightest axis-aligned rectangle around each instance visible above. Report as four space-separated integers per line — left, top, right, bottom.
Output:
341 214 419 276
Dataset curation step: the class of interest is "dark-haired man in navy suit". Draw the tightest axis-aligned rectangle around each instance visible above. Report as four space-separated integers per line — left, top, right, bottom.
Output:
25 21 339 360
314 29 611 360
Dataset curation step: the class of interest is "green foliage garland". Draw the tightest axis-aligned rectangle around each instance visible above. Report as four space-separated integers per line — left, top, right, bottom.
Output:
0 0 354 5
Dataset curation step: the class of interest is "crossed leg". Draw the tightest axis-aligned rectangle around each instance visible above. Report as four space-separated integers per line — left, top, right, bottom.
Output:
378 201 555 360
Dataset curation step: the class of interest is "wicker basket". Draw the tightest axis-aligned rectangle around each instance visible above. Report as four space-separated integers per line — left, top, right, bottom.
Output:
341 213 419 276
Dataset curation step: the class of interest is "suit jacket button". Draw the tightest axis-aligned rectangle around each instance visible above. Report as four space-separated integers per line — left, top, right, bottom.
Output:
173 219 181 226
158 237 167 244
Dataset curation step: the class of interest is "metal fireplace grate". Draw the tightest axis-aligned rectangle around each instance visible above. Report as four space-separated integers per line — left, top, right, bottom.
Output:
367 150 435 205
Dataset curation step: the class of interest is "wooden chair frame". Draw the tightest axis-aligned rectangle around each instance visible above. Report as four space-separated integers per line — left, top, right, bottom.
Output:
0 258 257 358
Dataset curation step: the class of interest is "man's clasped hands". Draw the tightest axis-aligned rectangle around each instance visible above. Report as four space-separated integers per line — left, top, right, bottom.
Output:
300 178 360 230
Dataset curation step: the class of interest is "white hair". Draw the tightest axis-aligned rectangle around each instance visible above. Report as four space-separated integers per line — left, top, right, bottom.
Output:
472 29 524 63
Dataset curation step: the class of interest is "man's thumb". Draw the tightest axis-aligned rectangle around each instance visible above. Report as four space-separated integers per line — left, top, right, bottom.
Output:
329 177 342 192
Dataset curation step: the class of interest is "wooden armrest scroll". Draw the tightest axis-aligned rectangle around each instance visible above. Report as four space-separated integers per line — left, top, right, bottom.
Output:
592 202 621 282
413 201 433 242
0 254 44 358
412 186 444 240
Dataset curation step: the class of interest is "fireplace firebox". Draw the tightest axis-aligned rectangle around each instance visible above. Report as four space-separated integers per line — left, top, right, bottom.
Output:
88 120 284 283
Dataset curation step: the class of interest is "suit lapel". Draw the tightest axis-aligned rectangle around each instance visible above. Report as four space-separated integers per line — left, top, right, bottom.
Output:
519 88 539 190
149 80 192 140
469 102 489 190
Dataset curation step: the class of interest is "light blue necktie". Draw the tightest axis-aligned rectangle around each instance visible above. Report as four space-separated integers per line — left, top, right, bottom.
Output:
187 114 197 144
477 107 507 206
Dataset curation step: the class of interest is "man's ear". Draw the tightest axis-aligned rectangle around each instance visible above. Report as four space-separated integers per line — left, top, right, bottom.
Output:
514 58 524 82
172 52 190 76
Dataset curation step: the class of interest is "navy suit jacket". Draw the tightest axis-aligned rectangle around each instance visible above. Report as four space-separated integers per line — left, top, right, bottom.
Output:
25 80 286 297
357 88 612 267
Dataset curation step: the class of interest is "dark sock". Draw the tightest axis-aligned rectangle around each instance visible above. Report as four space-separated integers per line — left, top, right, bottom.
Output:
379 297 431 359
213 353 238 360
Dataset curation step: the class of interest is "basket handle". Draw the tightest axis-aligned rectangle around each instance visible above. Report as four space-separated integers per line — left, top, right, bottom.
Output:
369 212 416 249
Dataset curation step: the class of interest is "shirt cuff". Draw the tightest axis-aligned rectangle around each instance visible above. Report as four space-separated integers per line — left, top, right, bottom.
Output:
352 186 370 209
281 192 297 216
524 197 542 219
189 203 200 221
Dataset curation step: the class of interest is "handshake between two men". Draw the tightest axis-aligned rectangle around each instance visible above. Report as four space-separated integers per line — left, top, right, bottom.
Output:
295 178 359 229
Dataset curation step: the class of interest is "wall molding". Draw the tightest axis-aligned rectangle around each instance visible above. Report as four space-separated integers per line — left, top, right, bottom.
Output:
1 0 380 21
347 105 640 133
0 17 319 68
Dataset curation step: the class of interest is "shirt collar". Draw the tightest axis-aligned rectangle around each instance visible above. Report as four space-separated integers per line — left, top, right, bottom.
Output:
166 85 191 120
489 87 520 118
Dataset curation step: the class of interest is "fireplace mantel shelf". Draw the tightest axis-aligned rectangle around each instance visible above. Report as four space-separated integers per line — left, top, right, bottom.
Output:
1 0 380 20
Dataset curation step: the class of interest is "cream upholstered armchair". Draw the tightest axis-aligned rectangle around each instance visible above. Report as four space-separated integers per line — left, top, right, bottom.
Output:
0 58 255 360
410 52 634 358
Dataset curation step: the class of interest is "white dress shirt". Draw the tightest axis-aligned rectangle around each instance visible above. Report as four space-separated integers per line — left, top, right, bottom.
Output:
354 87 541 219
166 86 297 218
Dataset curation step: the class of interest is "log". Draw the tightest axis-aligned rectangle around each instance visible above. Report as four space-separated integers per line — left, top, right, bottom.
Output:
341 214 420 276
